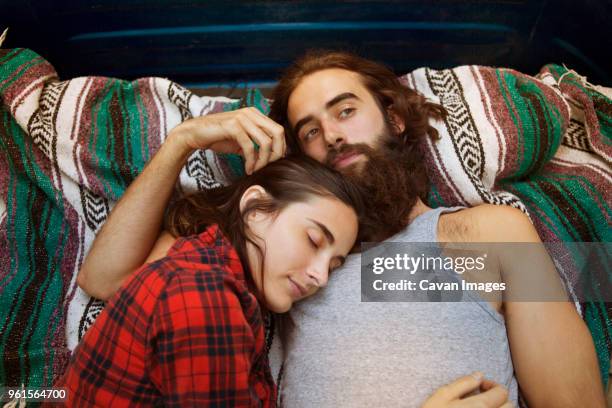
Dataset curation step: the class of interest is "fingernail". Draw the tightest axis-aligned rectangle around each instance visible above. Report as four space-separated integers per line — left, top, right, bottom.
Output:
471 372 483 381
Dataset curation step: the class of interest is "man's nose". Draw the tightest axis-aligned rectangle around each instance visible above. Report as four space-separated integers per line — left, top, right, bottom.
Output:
321 119 345 149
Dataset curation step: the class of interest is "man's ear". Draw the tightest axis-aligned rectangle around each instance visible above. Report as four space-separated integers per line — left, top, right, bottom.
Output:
239 185 269 218
386 107 406 135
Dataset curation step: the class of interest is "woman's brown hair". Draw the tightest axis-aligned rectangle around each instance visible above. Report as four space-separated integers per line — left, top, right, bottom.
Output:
269 49 447 153
164 155 365 290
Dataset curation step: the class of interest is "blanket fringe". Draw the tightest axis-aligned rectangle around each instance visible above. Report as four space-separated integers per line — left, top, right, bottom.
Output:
0 28 8 48
558 63 611 96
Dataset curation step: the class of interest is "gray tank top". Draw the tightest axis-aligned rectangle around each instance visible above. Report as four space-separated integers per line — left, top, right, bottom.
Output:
278 207 518 407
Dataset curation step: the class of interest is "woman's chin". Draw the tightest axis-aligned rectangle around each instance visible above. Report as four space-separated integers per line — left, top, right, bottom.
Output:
266 298 293 314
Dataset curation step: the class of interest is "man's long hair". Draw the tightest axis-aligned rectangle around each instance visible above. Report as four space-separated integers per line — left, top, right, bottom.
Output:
269 49 447 154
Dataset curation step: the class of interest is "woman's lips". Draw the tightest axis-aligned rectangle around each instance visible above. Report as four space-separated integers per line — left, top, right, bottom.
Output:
289 277 307 299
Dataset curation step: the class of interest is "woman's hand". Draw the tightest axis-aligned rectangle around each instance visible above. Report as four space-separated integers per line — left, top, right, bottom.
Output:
421 372 514 408
169 107 287 174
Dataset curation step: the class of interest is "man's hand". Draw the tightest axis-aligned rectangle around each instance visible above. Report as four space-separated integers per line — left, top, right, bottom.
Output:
77 107 287 300
169 107 287 174
421 372 514 408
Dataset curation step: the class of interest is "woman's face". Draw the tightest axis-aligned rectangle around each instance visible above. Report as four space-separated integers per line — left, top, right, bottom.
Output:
245 193 358 313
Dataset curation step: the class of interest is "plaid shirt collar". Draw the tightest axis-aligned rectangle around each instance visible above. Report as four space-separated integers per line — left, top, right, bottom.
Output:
173 223 247 280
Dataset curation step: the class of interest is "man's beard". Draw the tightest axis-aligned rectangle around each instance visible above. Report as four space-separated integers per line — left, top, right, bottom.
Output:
326 132 430 243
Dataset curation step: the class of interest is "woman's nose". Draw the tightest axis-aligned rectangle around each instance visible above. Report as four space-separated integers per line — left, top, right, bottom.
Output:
306 261 329 288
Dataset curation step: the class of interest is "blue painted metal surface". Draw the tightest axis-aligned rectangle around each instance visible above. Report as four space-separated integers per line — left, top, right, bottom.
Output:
1 0 609 86
68 22 515 41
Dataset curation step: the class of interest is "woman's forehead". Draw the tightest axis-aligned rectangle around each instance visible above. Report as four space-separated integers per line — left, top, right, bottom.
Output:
284 198 357 238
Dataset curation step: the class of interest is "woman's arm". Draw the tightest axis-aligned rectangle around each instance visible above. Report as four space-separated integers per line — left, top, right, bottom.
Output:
77 108 286 300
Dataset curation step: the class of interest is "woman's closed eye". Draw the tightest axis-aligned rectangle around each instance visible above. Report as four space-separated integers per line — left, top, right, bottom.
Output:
308 236 317 249
307 233 320 249
307 230 325 249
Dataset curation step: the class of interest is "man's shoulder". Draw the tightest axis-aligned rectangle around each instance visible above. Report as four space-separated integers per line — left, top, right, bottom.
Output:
441 204 540 242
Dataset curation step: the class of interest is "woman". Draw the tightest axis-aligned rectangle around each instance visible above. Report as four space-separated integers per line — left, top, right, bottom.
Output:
51 156 363 406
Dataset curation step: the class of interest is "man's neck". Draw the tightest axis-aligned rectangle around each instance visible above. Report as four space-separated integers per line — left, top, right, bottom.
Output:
406 198 432 224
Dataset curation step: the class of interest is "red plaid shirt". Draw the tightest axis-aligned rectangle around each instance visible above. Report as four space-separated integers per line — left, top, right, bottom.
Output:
51 224 276 407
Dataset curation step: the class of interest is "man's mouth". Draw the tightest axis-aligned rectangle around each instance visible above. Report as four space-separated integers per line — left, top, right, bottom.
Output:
331 152 362 169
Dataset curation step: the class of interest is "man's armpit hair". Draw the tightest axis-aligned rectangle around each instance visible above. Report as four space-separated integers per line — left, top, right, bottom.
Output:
438 212 471 242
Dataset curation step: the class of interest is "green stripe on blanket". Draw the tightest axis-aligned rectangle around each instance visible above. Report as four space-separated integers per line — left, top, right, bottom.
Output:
0 108 70 387
495 69 565 179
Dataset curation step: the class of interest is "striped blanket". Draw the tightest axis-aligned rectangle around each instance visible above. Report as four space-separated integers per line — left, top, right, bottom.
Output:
1 48 610 393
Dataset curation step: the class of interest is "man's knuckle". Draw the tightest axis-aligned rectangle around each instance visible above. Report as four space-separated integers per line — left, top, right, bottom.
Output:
225 117 239 128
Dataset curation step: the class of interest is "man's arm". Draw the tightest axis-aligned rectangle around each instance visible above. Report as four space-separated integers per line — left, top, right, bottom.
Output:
77 132 192 300
77 108 286 300
474 205 606 408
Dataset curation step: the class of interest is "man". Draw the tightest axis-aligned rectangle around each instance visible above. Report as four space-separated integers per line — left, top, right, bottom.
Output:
77 50 605 407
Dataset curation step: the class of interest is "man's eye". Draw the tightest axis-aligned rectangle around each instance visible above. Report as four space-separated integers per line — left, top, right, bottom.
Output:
339 108 355 119
302 128 319 142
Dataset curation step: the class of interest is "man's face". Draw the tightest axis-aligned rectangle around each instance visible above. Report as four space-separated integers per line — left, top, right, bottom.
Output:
287 68 390 170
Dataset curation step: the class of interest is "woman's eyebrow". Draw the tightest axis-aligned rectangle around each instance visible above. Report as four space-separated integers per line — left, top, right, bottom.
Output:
307 218 335 244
